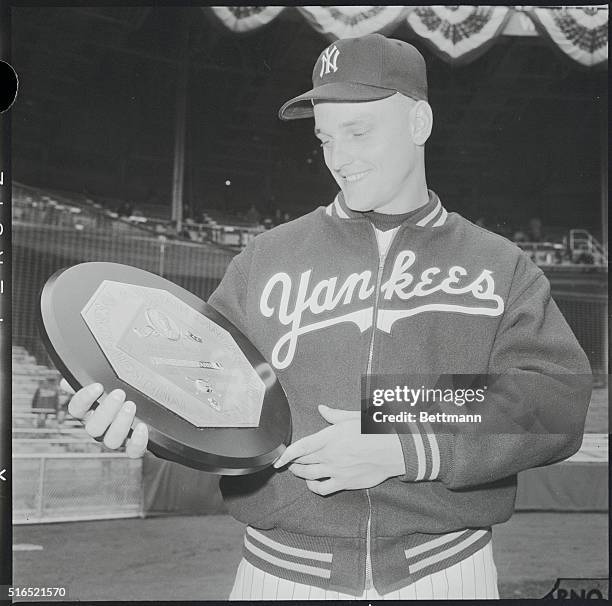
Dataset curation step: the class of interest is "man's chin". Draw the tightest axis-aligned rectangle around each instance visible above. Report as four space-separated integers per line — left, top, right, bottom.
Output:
343 193 373 213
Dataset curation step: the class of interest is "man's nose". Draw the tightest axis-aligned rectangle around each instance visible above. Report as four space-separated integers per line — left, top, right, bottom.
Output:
329 143 353 172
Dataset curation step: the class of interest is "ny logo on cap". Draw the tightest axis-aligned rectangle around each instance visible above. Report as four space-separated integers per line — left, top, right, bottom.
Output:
319 45 339 77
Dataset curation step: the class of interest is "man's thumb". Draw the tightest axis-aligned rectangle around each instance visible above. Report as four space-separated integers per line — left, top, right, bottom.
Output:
318 405 358 424
59 378 75 395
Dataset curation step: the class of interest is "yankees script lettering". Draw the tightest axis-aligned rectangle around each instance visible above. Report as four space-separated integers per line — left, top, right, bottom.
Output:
260 249 505 369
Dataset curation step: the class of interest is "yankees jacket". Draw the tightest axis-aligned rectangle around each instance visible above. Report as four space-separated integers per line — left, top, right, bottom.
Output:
208 190 592 596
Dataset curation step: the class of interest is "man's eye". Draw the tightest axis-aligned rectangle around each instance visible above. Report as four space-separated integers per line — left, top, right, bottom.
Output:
352 131 368 137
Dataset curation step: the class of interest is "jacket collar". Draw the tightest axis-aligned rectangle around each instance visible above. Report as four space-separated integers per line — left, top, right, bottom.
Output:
324 189 448 228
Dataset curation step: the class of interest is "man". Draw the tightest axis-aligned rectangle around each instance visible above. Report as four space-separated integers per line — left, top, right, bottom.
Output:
66 34 592 600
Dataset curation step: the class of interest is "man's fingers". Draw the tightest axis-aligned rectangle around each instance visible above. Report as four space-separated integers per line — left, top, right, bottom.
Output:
82 410 95 425
59 378 75 395
65 383 146 454
306 478 340 496
84 389 126 438
103 401 136 450
68 383 104 419
125 423 149 458
273 432 325 468
287 463 329 481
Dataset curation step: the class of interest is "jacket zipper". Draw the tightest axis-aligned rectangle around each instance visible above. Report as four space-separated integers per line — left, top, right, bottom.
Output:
363 223 399 591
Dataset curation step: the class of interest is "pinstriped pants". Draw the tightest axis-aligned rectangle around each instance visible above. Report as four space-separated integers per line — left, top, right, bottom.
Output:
229 540 499 600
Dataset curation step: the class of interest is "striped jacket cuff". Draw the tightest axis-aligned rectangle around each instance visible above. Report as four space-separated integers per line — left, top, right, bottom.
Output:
397 421 450 482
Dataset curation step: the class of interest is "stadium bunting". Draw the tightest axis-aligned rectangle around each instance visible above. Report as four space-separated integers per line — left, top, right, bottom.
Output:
405 6 511 65
208 6 285 33
204 6 608 69
527 6 608 68
296 6 411 41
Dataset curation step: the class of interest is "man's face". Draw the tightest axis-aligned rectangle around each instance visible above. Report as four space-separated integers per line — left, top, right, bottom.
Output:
313 94 419 214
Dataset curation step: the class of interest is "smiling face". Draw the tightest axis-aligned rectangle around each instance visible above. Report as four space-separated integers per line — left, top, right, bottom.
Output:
313 93 430 214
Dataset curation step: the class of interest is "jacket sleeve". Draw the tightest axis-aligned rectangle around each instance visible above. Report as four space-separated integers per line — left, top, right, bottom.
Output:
207 251 252 339
396 259 593 490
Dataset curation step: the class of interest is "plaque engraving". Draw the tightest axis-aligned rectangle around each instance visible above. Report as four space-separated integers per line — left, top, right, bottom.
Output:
81 280 264 427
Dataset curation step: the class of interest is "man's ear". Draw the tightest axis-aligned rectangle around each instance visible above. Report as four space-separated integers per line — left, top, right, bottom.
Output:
411 100 433 145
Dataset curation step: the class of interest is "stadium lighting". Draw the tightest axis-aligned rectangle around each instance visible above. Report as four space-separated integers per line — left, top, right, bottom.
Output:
225 180 231 186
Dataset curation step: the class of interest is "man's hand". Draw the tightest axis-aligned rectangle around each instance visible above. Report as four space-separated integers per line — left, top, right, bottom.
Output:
62 379 149 458
273 405 406 495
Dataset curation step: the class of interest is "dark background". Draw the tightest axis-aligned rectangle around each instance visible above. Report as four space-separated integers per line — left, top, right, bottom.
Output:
10 6 608 235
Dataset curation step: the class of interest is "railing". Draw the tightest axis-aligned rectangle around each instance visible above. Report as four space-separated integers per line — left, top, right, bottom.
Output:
13 453 143 524
569 229 608 266
13 428 90 437
515 241 566 266
12 409 56 418
515 230 608 267
203 224 265 249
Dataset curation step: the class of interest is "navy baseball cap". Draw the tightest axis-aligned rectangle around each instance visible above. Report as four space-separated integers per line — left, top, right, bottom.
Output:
278 33 428 121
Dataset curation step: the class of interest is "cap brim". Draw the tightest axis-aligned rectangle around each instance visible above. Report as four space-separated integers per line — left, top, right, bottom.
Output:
278 82 397 121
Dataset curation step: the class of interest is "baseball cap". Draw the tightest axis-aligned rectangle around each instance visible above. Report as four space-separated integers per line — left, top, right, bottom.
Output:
278 33 428 121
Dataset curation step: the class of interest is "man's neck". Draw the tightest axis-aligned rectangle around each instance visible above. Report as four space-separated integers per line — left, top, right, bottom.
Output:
376 184 429 215
363 188 434 232
375 168 429 214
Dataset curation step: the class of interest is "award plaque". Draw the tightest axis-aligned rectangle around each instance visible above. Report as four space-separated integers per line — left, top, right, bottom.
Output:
39 262 291 475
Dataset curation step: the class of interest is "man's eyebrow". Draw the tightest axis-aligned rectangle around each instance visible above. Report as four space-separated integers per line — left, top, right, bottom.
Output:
340 117 373 128
314 117 373 136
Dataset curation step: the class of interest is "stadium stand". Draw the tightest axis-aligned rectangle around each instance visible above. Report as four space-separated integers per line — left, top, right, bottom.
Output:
10 182 608 522
515 231 607 267
12 346 144 524
12 345 60 411
13 181 266 251
13 344 107 446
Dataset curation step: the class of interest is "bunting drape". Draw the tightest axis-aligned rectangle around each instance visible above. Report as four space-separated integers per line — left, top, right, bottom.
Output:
527 6 608 68
209 6 285 33
296 6 411 41
405 6 511 65
205 6 608 68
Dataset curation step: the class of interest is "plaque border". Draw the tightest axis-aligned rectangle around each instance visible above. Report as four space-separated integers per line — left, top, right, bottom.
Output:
38 261 292 475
